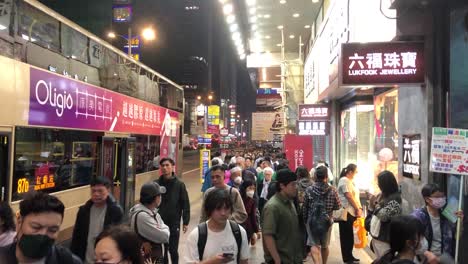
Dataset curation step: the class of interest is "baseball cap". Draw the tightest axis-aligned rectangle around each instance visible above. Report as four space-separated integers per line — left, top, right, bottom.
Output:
140 182 166 200
276 169 297 185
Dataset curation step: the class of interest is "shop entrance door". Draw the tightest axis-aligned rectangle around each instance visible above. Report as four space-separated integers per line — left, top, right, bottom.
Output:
0 134 9 201
100 137 136 217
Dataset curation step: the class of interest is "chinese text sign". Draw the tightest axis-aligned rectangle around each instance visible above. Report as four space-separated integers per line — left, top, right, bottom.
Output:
284 135 313 172
430 127 468 175
402 134 421 180
341 42 425 85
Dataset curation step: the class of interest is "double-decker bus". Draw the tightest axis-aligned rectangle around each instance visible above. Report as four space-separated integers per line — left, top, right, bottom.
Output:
0 0 184 241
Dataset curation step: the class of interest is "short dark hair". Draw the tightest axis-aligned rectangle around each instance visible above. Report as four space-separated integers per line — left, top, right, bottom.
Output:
389 215 423 255
204 189 233 217
159 157 175 166
91 176 112 188
210 164 226 173
211 159 220 166
295 166 310 179
95 225 144 264
377 171 399 197
239 179 256 199
20 192 65 218
421 183 443 205
315 166 328 181
0 201 15 232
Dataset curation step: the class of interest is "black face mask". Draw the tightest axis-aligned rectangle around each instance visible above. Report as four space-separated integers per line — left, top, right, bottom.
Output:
18 234 55 259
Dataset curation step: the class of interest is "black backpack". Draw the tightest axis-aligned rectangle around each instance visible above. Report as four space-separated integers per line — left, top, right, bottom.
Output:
197 220 242 263
308 189 332 236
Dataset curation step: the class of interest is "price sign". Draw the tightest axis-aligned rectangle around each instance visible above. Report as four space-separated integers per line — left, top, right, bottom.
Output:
430 127 468 175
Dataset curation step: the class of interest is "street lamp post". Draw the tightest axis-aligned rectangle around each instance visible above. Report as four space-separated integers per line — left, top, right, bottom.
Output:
108 26 156 58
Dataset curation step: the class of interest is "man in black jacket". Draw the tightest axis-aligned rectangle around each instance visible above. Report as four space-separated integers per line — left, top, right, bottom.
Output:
0 192 82 264
71 176 123 263
157 157 190 264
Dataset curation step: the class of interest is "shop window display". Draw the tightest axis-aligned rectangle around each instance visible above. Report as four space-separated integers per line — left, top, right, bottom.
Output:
134 135 160 174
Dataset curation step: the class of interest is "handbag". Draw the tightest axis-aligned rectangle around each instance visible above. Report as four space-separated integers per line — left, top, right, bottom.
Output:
332 207 348 222
353 217 368 248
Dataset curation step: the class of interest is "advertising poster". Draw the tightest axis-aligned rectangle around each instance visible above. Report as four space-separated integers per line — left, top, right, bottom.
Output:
430 127 468 175
159 111 180 170
402 134 421 180
283 134 313 172
251 112 284 141
200 149 211 183
207 105 220 134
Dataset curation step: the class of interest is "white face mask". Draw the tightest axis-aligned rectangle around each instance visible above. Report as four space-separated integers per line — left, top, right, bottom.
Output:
234 176 242 185
246 190 255 198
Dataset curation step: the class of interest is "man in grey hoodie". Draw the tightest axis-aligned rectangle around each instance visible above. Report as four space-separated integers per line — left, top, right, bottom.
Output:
130 182 170 262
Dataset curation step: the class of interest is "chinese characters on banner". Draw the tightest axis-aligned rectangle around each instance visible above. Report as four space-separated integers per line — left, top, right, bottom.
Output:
207 105 220 134
284 135 313 172
430 127 468 175
402 134 421 180
341 42 425 85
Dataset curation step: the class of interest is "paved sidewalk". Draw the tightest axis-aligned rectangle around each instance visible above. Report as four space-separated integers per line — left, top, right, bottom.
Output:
178 163 374 264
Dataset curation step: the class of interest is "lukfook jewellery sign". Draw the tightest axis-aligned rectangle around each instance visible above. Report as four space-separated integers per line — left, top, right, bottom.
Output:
341 42 425 86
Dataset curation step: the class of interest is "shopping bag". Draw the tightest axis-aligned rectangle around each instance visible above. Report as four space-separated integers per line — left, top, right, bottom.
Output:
353 217 368 248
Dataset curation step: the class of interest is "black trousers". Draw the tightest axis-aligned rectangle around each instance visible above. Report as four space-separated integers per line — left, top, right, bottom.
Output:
338 213 356 262
164 226 180 264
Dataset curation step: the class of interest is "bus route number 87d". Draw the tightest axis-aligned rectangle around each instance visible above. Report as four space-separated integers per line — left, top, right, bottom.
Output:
17 178 29 194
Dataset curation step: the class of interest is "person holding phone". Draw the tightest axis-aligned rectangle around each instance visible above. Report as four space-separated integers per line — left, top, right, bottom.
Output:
186 189 249 264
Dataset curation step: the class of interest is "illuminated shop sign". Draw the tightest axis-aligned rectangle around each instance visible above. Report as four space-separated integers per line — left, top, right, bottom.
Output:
298 104 330 121
257 88 278 95
297 121 330 136
112 5 133 22
341 42 425 86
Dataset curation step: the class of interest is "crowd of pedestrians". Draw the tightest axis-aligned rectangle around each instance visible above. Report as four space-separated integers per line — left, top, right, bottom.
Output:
0 149 464 264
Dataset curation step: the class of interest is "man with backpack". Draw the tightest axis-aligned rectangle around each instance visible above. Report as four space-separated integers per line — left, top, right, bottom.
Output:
185 188 250 263
303 166 341 264
129 182 170 263
200 165 247 224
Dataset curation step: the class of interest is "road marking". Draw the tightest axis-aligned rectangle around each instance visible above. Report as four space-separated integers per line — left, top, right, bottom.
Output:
182 168 200 175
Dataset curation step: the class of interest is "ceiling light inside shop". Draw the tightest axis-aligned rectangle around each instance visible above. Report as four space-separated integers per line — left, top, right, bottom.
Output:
280 0 286 4
232 32 241 41
264 14 271 18
250 16 257 23
246 0 256 6
276 43 282 47
289 35 295 39
251 24 258 31
249 7 256 15
230 24 238 32
277 25 284 29
223 4 233 15
265 35 271 39
293 13 300 18
219 0 228 3
305 25 311 28
312 0 319 3
226 15 235 24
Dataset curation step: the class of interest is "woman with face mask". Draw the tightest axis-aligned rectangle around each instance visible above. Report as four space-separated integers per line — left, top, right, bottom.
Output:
411 184 464 259
239 179 260 245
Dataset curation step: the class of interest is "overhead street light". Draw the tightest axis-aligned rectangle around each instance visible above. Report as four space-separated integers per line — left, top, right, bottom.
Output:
107 26 156 57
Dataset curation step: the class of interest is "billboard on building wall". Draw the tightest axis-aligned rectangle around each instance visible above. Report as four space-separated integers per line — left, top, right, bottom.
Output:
251 112 284 141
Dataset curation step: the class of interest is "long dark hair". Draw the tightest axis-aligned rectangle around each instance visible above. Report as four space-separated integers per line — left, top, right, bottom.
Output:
377 170 399 198
95 225 144 264
240 179 256 200
340 163 357 178
295 166 310 180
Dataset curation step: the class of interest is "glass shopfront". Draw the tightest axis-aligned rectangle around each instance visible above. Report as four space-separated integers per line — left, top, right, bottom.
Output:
340 89 399 193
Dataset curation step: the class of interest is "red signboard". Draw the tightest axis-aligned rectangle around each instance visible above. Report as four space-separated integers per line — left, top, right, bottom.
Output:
284 135 313 172
298 104 330 121
341 42 425 86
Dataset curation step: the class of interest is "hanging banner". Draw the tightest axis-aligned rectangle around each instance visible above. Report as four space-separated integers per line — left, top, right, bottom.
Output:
430 127 468 175
200 149 211 183
283 135 313 172
402 134 421 180
207 105 220 134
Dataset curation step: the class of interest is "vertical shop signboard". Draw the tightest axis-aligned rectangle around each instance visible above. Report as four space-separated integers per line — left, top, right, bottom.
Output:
402 134 421 180
283 135 313 172
200 149 211 183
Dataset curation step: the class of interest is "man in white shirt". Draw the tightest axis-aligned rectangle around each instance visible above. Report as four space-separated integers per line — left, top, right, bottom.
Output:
186 188 249 264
